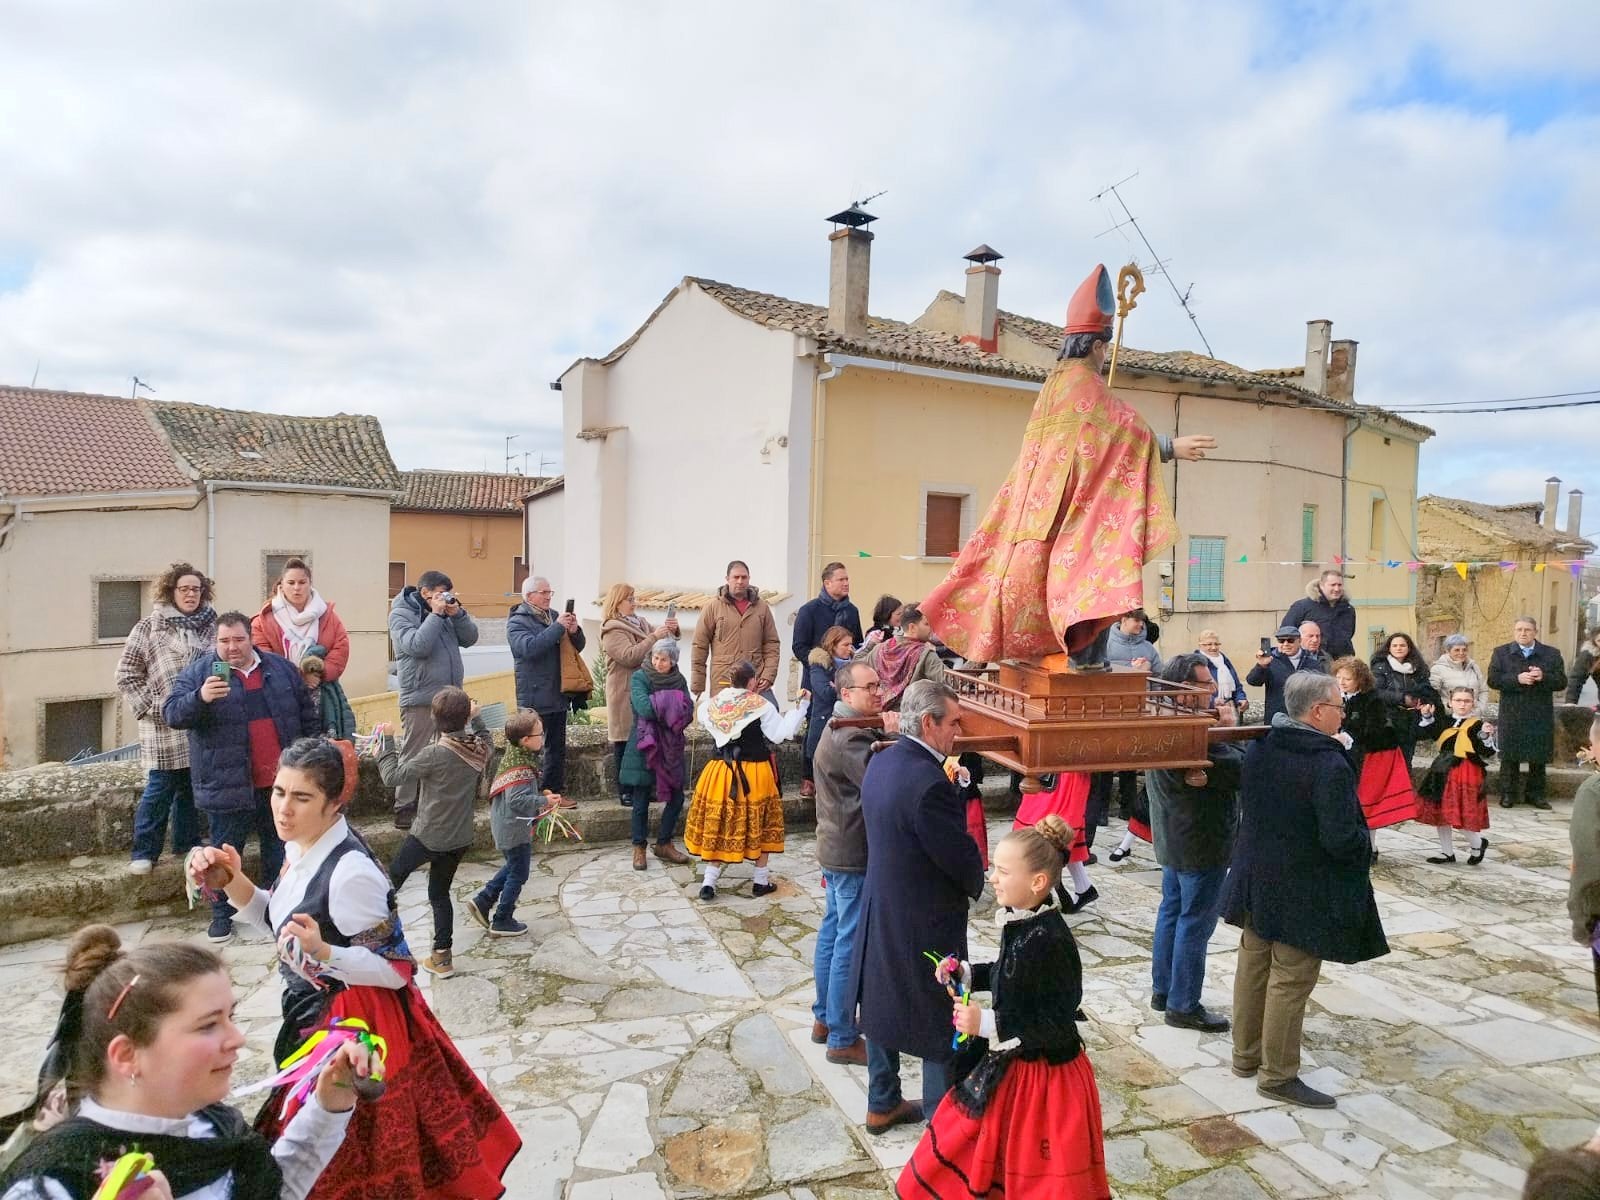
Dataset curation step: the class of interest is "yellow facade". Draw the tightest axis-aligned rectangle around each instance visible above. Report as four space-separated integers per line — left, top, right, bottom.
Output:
389 510 526 613
1343 424 1424 655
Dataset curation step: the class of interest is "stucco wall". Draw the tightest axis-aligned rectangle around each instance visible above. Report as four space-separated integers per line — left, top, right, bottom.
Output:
525 488 566 587
0 488 390 767
389 509 525 613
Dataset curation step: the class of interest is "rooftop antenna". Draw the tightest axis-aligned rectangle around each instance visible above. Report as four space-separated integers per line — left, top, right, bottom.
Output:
131 376 156 399
30 360 39 388
504 433 519 474
1090 175 1216 358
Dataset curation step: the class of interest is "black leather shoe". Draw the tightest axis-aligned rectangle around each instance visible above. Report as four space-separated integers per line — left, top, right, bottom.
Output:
1468 837 1489 865
1150 993 1167 1012
1065 886 1099 913
1425 853 1457 864
1257 1077 1336 1108
1499 798 1515 809
1528 797 1552 810
1165 1006 1230 1033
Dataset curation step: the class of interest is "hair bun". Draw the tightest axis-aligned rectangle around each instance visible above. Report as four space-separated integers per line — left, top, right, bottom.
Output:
63 924 124 993
1032 814 1075 861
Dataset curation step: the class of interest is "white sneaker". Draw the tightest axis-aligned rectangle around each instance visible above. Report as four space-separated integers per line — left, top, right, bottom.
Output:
128 859 154 876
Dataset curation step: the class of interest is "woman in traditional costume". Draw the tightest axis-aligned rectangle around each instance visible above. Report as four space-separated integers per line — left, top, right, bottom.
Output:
188 738 519 1199
0 924 369 1200
684 660 806 901
1013 774 1098 912
899 816 1109 1200
1370 633 1440 766
1333 656 1415 861
1415 686 1493 865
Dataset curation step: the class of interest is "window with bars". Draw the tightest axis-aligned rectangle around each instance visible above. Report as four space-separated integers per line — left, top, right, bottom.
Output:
1188 537 1226 603
96 580 145 641
1301 505 1318 565
43 699 105 762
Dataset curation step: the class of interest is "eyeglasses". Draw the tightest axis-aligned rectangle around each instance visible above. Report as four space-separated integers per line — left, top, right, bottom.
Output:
175 585 203 594
1311 701 1344 714
1276 638 1300 644
845 682 883 692
530 589 553 596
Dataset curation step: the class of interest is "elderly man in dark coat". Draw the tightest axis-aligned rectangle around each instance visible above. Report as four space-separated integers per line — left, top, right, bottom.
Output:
1488 615 1568 811
1221 670 1388 1110
848 679 984 1135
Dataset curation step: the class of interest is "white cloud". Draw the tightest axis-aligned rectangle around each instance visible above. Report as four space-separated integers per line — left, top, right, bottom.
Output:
0 0 1595 525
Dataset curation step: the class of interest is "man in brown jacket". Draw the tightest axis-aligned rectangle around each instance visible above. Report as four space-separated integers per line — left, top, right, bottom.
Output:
690 560 781 699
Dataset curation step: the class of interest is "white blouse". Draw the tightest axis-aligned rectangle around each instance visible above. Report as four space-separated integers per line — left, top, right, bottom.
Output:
1 1095 349 1200
233 818 406 990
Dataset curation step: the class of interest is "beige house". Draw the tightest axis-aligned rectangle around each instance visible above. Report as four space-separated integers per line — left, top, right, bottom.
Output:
1417 483 1593 662
547 210 1431 690
391 469 539 610
0 385 399 767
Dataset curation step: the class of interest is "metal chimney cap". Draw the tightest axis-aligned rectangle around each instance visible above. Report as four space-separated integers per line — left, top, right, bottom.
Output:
825 203 878 229
963 244 1004 264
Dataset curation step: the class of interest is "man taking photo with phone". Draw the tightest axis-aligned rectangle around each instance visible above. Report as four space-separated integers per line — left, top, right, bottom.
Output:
389 569 481 827
509 575 586 792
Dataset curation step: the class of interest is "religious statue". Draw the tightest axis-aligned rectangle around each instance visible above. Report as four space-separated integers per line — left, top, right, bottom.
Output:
923 263 1215 669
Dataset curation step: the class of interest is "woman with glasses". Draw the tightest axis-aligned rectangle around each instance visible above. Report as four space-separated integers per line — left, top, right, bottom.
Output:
1196 629 1248 721
1332 656 1415 862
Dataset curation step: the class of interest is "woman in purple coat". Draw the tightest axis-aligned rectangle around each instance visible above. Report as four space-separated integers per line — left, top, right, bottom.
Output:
620 639 694 871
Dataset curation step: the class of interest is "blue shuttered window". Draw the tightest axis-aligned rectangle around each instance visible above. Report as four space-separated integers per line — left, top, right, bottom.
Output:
1188 536 1225 602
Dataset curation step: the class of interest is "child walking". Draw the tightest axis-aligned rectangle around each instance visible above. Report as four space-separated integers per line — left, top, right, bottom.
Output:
376 686 491 979
1416 686 1494 865
900 814 1110 1200
467 709 554 937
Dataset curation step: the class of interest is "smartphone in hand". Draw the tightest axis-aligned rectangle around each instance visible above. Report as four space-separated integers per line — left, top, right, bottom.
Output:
564 598 576 614
211 662 231 680
1259 637 1272 655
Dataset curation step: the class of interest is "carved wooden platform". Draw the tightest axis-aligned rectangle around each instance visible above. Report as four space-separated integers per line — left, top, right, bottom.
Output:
947 663 1215 790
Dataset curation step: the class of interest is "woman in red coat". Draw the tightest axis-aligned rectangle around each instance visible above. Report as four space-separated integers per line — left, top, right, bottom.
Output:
253 557 351 681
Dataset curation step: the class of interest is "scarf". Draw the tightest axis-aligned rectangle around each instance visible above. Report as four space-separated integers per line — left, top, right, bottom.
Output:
703 688 769 746
0 1104 282 1199
440 730 491 774
643 663 688 694
160 602 217 633
491 742 541 799
272 590 327 664
874 636 932 705
1434 716 1480 759
1386 655 1413 674
636 679 693 805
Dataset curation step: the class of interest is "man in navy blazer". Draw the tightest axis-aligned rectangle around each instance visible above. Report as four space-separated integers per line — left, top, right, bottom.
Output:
848 679 985 1135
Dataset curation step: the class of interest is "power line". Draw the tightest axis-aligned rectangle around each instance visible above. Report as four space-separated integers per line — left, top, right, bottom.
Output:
1380 395 1600 416
1381 387 1600 412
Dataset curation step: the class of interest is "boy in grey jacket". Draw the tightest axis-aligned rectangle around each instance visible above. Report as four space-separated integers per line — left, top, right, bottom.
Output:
468 710 552 938
378 686 490 978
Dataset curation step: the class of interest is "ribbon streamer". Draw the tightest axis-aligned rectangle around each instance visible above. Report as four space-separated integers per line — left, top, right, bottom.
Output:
235 1017 389 1119
92 1153 156 1200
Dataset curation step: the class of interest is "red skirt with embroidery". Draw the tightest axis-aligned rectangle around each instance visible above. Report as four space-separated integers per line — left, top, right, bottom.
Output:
1416 759 1488 832
1014 773 1091 864
257 972 521 1199
898 1055 1110 1199
967 796 990 869
1358 748 1415 831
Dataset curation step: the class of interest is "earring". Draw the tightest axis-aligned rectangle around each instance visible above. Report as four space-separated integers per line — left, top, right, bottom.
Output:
129 1073 140 1086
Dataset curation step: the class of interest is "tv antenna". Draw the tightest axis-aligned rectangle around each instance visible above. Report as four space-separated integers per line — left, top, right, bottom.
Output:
504 433 519 473
1091 173 1216 358
131 376 156 398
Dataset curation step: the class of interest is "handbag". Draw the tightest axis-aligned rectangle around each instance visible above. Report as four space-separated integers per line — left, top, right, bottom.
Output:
560 637 594 704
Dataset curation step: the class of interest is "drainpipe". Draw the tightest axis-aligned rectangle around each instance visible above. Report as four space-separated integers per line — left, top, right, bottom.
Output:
206 481 217 579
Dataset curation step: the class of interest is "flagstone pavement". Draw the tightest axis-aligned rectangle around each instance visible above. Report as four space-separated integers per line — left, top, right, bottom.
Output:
2 801 1597 1198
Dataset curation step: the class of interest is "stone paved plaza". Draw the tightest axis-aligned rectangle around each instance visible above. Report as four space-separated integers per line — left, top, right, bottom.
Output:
2 800 1598 1198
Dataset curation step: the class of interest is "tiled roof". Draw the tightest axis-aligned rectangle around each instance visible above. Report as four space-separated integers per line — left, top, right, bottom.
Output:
148 400 401 492
396 469 545 514
1420 494 1595 555
525 475 564 501
591 585 789 612
0 386 193 495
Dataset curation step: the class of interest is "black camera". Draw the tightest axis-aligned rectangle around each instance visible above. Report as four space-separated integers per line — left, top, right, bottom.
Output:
441 592 458 607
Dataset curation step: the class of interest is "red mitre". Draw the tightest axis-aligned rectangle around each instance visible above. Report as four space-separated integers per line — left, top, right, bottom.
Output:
1063 264 1115 335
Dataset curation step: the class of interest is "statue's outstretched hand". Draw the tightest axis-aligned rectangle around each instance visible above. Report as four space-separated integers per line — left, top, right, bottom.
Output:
1172 434 1217 461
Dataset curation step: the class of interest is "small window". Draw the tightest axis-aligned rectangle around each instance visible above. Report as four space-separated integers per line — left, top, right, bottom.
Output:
265 553 310 598
96 580 145 641
1301 505 1318 565
1187 537 1225 603
388 561 407 597
513 556 529 595
1551 604 1559 636
43 699 105 762
1369 498 1385 558
925 494 965 558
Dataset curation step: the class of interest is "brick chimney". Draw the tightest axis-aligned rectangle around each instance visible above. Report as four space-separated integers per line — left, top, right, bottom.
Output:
1569 489 1584 538
1304 319 1332 395
825 203 877 339
1544 477 1561 529
959 244 1004 353
1326 339 1359 404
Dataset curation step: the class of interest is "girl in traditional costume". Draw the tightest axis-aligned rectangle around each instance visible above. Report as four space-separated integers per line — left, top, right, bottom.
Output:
0 923 370 1200
899 816 1109 1200
684 660 806 901
188 738 519 1199
1013 775 1097 912
1333 656 1415 861
1415 686 1493 865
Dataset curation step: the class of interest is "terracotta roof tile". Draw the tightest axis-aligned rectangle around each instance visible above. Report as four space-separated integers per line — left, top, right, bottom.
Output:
1420 494 1595 555
148 400 400 492
0 386 193 495
397 469 546 514
591 585 789 612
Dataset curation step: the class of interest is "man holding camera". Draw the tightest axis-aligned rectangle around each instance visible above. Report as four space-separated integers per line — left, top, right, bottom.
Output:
389 570 481 827
163 611 320 942
508 575 586 793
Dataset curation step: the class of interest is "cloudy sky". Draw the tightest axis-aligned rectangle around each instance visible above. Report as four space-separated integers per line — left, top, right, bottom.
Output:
1 1 1595 526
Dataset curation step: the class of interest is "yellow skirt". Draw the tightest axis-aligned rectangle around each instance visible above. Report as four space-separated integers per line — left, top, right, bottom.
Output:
684 758 785 863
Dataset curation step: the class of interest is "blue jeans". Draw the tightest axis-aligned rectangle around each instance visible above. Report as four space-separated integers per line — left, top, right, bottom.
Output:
867 1039 948 1115
207 788 284 924
479 842 533 923
811 869 865 1049
1151 865 1228 1013
131 768 201 863
630 784 685 846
